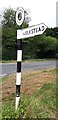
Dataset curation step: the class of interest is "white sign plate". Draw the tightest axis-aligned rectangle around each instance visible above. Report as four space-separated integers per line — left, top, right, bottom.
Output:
17 23 47 39
16 7 24 26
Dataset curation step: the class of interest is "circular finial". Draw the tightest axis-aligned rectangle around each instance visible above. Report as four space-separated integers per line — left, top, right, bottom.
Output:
16 7 24 26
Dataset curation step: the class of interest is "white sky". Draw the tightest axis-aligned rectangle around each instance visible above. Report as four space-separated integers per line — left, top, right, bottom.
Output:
0 0 57 28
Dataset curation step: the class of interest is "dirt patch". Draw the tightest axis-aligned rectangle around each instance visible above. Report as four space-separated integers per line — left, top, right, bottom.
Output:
2 74 16 100
2 68 56 102
21 68 56 95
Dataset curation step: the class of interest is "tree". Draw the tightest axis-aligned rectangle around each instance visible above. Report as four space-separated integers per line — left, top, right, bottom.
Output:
2 8 16 27
2 8 16 59
2 8 57 60
45 27 58 39
2 8 29 60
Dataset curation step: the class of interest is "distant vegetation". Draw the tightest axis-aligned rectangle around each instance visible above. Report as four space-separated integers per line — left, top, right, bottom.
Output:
2 8 57 60
0 26 2 60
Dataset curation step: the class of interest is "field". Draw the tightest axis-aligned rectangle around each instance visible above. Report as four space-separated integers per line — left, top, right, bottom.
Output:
1 68 57 119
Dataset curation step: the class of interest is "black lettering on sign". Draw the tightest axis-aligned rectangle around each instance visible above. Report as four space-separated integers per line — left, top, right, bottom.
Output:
33 28 36 33
25 31 28 35
29 29 35 34
36 28 38 33
37 27 41 32
30 29 33 34
39 27 41 31
29 30 30 34
31 29 34 34
23 31 28 35
23 25 45 36
41 26 44 31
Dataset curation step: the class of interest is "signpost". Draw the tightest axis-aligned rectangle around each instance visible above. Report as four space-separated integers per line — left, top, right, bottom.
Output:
16 7 24 110
16 7 47 110
17 23 47 39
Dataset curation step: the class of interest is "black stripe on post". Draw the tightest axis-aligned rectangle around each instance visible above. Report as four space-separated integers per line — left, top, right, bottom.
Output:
17 62 21 72
16 85 20 97
17 39 22 50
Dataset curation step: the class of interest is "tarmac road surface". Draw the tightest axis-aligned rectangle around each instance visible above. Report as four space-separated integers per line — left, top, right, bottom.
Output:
0 60 56 77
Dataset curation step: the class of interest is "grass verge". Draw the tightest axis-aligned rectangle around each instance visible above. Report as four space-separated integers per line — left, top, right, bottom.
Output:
1 58 56 63
1 68 57 119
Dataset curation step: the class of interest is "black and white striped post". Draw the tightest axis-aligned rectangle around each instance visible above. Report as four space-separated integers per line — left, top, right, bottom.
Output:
16 7 47 110
16 35 22 110
16 7 24 110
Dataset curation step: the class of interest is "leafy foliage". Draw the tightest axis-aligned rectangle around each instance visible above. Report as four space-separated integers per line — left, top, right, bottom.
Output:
2 8 28 60
2 8 16 29
46 27 58 39
23 35 56 59
2 8 58 60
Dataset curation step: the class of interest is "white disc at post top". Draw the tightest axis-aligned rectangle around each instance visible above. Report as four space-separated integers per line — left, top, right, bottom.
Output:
16 7 24 26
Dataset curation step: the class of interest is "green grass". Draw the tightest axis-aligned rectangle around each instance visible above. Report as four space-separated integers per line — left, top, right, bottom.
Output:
2 82 56 119
2 74 15 82
2 60 16 63
23 58 56 62
1 68 57 119
1 58 56 63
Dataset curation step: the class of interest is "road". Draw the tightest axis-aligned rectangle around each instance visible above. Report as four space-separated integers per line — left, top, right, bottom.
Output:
0 60 56 77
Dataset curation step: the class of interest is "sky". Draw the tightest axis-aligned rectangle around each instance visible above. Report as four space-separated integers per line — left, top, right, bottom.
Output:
0 0 57 28
56 1 58 27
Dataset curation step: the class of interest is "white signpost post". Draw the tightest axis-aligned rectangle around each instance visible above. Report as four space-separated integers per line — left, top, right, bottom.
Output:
16 7 47 110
